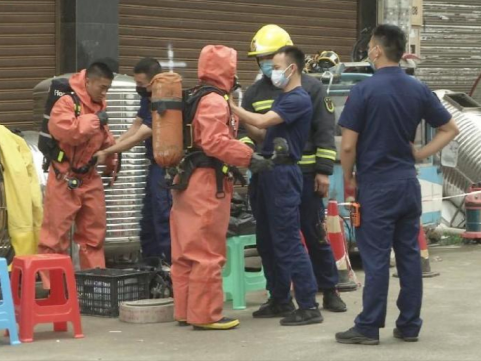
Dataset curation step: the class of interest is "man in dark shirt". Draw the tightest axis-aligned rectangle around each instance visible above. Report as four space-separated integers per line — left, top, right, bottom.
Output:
241 24 346 313
96 58 172 263
335 25 459 345
230 46 322 326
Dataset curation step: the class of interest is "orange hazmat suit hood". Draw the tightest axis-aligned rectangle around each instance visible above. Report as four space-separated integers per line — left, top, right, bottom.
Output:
198 45 237 93
69 69 106 113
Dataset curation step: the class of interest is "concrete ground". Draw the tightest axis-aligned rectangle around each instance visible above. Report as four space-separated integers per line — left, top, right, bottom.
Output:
1 245 480 361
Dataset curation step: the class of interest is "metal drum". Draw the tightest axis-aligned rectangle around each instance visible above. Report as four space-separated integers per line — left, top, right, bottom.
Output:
32 74 148 262
434 91 481 209
463 184 481 241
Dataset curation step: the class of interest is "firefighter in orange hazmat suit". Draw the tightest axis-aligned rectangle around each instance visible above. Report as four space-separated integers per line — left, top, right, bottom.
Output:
170 45 255 330
38 62 116 269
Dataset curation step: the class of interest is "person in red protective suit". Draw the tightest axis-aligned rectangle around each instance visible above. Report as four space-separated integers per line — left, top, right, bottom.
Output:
170 45 256 331
38 62 116 269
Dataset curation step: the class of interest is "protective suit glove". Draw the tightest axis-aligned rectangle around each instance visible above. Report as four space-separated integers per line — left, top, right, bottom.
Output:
249 153 274 174
97 111 109 126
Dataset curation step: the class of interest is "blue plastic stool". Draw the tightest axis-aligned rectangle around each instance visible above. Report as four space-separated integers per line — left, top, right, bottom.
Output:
0 258 20 346
223 235 266 310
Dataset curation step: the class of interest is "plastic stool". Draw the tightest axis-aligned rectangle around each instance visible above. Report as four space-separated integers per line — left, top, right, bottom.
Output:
9 254 84 342
0 258 20 346
223 235 266 310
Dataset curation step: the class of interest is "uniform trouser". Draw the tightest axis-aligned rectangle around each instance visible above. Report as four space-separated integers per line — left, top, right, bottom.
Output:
250 165 318 309
139 163 172 262
170 169 231 324
354 178 423 339
300 172 339 290
38 169 106 269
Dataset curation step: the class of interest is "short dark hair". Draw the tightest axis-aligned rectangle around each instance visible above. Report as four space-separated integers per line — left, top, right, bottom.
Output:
371 24 406 63
86 62 114 80
276 46 305 75
134 57 162 80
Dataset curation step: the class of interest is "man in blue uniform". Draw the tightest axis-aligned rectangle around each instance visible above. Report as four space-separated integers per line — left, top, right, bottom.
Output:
95 58 172 263
240 24 346 315
335 25 459 345
230 46 322 326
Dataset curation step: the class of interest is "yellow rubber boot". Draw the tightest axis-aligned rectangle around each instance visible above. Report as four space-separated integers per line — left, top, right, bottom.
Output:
193 317 240 330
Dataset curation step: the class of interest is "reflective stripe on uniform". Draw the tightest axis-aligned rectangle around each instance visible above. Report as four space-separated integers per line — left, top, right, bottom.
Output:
298 154 316 165
252 100 274 112
316 148 337 161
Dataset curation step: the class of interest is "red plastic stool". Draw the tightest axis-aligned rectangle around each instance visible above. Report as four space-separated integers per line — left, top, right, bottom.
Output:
9 254 84 342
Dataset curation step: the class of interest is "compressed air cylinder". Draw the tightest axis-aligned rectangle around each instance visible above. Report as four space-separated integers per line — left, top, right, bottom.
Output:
150 73 184 167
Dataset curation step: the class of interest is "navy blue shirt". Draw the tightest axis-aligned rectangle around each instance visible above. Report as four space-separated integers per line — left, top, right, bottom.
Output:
262 86 313 161
137 96 153 160
338 66 452 183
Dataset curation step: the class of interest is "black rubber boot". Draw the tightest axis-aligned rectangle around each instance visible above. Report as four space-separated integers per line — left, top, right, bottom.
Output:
322 289 347 312
252 299 295 318
279 306 323 326
393 328 419 342
335 327 380 345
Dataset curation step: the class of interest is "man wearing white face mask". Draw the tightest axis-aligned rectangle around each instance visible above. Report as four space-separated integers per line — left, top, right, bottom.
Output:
238 24 346 317
335 24 458 345
230 46 322 326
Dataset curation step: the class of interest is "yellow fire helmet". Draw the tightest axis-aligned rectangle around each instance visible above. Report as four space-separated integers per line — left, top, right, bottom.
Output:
248 24 294 57
317 50 341 69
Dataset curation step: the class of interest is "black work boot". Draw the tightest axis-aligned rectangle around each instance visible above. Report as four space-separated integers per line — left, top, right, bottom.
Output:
280 305 323 326
335 327 379 345
252 298 295 318
393 328 419 342
322 289 347 312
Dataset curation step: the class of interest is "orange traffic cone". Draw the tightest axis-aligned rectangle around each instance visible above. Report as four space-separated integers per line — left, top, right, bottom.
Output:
326 200 358 292
393 223 440 278
417 224 440 277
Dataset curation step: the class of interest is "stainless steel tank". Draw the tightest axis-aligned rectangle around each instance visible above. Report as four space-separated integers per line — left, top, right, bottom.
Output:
434 90 481 211
32 74 147 262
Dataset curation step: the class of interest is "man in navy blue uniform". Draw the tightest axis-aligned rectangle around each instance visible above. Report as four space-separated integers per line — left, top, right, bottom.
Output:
96 58 172 263
241 24 346 313
335 25 459 345
230 46 322 326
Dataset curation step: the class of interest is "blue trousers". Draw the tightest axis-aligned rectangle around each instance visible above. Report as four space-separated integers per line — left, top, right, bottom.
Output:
139 163 172 262
250 165 318 309
354 178 423 339
300 173 339 290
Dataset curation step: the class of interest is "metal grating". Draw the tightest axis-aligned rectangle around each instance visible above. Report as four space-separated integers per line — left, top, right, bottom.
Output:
418 0 481 93
0 0 56 130
119 0 358 88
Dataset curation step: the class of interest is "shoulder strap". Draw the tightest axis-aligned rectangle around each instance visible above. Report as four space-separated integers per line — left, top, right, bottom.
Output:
67 93 81 117
184 86 229 150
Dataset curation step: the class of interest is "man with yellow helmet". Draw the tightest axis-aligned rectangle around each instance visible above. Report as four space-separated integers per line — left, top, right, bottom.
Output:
240 24 347 319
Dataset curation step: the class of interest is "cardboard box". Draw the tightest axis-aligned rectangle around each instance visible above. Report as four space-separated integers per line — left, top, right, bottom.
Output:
412 0 423 26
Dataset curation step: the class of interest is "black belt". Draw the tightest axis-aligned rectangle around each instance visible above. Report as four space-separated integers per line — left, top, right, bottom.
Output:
166 151 246 198
274 156 296 166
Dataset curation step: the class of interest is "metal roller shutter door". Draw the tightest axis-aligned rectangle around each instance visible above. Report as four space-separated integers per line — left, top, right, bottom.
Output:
418 0 481 93
0 0 56 130
119 0 358 88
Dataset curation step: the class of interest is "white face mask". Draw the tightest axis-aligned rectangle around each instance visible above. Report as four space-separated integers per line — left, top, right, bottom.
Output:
271 64 293 89
367 46 378 70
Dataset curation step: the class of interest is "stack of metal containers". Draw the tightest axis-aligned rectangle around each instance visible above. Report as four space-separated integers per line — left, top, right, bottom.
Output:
102 74 147 263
